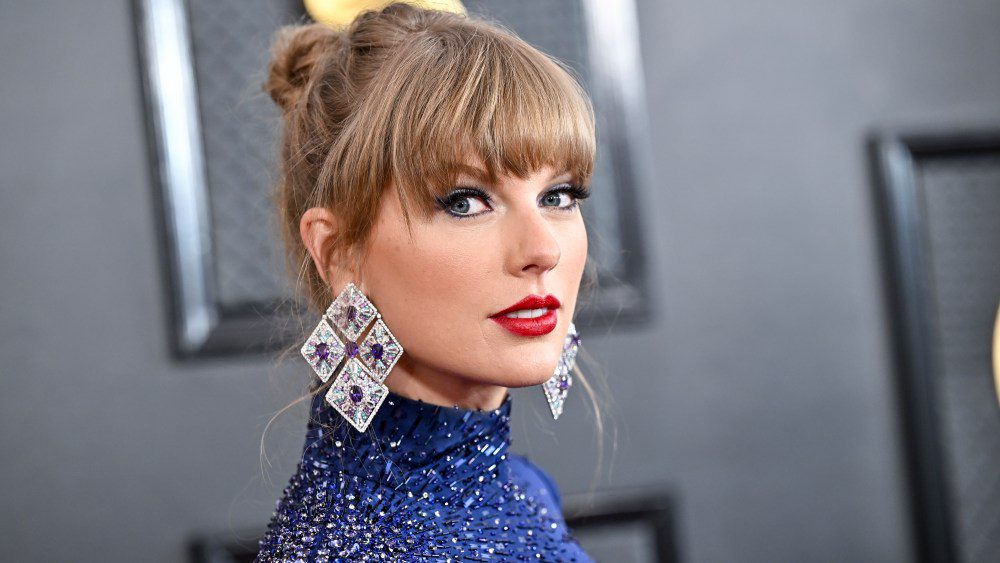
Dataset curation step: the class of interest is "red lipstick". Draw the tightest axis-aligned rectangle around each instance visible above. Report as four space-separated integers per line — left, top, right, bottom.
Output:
489 294 560 336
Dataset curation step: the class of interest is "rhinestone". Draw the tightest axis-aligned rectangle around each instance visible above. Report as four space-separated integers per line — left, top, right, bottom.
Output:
360 318 403 382
315 342 330 361
543 367 572 420
543 323 579 419
558 322 580 373
345 341 359 358
349 385 364 404
325 358 388 432
326 283 377 340
301 318 345 382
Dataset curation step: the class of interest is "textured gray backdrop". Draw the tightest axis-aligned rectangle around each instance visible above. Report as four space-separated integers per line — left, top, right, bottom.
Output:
2 0 1000 561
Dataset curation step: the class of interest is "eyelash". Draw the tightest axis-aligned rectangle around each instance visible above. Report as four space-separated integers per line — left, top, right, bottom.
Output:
434 184 591 219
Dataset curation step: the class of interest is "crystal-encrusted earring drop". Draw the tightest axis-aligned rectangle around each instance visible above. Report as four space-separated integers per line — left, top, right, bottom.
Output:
301 282 403 432
543 322 581 420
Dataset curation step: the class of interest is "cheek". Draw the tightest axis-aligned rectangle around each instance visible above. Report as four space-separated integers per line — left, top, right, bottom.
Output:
560 221 588 315
364 222 497 361
389 227 493 302
567 222 588 270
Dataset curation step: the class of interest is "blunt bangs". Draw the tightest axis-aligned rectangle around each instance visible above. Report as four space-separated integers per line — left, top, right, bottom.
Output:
381 25 597 222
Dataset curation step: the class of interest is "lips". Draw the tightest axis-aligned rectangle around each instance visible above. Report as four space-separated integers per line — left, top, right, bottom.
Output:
489 294 560 336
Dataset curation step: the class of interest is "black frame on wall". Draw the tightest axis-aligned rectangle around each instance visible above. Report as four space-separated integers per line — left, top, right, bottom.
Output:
133 0 654 359
132 0 303 358
869 127 1000 563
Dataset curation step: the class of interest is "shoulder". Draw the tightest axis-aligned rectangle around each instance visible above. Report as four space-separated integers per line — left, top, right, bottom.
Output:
507 452 564 510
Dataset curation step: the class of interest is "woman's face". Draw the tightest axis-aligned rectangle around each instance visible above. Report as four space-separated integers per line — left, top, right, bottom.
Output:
354 161 588 409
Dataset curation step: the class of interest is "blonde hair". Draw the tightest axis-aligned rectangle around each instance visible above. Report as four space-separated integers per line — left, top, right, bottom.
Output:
260 2 614 494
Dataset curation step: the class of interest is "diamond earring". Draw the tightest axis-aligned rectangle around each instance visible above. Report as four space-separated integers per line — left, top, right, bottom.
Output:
543 322 581 420
300 282 404 432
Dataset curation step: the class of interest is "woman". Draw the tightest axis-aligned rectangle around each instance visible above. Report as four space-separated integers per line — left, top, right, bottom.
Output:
256 3 598 560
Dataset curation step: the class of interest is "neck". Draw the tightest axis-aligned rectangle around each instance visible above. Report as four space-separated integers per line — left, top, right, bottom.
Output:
305 384 515 489
385 357 509 411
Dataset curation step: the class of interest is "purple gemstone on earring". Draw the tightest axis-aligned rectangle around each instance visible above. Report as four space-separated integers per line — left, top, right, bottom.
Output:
558 377 569 390
349 385 364 404
315 342 330 361
370 343 384 360
346 305 357 322
345 341 359 358
570 334 582 347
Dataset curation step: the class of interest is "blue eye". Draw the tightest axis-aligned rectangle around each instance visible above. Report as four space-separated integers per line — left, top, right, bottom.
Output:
435 188 493 219
540 192 568 207
447 196 489 216
540 184 590 211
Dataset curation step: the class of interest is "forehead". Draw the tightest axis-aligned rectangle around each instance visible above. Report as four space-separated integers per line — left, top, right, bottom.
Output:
453 161 572 185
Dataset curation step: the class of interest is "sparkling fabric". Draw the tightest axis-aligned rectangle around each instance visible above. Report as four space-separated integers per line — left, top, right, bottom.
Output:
256 385 593 562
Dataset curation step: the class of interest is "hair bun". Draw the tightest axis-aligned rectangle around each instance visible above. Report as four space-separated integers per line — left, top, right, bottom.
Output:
264 23 342 113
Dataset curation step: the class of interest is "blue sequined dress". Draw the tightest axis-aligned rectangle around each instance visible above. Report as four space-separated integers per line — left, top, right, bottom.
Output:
256 386 593 562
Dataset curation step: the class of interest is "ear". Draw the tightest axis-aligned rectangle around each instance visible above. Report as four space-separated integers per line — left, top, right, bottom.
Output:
299 206 356 289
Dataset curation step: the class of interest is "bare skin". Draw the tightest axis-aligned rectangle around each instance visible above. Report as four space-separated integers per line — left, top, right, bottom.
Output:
300 162 588 412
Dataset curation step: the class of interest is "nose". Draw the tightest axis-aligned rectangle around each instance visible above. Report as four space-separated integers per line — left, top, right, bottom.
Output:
505 207 561 276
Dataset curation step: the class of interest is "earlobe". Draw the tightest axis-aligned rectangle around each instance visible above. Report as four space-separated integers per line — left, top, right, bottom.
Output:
299 206 341 286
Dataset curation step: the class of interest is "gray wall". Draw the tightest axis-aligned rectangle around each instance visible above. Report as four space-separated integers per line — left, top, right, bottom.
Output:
2 0 999 561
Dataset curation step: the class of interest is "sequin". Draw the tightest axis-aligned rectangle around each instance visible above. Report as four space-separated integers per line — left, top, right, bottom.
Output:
256 384 593 562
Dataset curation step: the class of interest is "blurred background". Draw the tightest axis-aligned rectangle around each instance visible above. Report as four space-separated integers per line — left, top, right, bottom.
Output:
2 0 999 561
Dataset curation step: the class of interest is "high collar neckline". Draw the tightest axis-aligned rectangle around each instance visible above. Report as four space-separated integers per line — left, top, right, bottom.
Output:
305 386 514 489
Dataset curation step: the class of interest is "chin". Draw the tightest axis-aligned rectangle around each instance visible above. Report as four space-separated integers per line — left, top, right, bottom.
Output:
497 357 559 388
